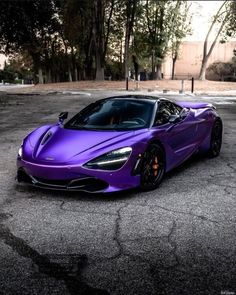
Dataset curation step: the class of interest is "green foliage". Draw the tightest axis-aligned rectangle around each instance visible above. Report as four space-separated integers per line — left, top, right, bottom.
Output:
0 0 194 82
225 1 236 38
130 0 192 79
212 1 236 44
0 0 58 53
105 59 123 80
207 60 236 81
0 53 34 83
0 69 15 83
143 1 190 59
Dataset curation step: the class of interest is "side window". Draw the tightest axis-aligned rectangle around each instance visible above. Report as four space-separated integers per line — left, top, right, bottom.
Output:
154 101 182 126
171 103 182 115
154 102 171 126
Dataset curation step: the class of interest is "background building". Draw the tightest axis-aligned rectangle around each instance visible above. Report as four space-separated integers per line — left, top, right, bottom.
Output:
163 41 236 80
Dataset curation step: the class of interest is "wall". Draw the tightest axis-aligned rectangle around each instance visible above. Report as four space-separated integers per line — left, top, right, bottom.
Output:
162 41 236 80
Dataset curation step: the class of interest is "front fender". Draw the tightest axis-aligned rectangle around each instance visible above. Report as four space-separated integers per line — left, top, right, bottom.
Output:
22 125 53 161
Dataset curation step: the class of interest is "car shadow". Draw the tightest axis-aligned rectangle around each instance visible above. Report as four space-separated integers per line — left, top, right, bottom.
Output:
164 152 217 182
14 182 139 202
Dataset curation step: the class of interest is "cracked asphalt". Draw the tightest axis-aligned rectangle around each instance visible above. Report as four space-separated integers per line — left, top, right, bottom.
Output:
0 90 235 295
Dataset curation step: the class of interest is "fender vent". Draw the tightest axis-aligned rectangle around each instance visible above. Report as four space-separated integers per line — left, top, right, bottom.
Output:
41 131 52 145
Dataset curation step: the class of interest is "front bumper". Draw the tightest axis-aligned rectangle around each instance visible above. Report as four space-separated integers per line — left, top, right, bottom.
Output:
17 158 140 193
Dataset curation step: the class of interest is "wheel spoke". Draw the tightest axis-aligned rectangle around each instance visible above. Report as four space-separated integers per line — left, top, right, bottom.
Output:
141 144 165 189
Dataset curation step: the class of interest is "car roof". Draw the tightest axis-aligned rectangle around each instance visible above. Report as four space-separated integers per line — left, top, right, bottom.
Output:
105 95 170 104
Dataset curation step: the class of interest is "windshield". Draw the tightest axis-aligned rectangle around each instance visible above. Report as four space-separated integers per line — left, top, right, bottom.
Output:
64 99 154 131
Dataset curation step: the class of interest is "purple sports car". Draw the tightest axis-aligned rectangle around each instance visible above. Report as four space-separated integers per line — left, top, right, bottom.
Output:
17 95 222 193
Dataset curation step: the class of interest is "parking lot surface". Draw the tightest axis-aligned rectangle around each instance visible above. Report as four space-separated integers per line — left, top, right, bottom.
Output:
0 91 235 295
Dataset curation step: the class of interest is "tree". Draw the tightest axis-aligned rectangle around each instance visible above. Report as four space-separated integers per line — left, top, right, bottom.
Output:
144 0 191 80
58 0 92 80
207 61 233 81
92 0 105 80
170 2 192 80
0 0 198 83
123 0 138 79
0 0 59 83
232 49 236 66
59 0 116 81
198 1 235 80
103 1 126 79
93 0 116 80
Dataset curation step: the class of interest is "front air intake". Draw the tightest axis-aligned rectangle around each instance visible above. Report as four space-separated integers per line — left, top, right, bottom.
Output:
17 168 32 183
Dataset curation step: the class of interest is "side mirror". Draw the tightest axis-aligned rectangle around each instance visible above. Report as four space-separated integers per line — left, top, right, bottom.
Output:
168 114 180 124
180 108 189 118
58 112 68 123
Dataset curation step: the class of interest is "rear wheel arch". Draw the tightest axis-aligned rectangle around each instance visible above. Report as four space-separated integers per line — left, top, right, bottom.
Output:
216 117 223 127
208 117 223 158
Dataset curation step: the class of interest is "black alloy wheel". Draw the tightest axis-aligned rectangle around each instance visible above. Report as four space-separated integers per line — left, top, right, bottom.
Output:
209 119 223 158
140 143 165 190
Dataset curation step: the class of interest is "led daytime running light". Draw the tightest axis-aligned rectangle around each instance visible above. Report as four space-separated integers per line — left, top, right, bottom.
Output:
84 147 132 170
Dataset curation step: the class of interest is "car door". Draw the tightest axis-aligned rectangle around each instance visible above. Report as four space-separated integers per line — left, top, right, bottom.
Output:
154 101 198 167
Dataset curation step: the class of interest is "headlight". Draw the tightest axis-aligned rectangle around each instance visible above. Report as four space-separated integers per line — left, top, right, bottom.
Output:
18 146 23 158
84 147 132 171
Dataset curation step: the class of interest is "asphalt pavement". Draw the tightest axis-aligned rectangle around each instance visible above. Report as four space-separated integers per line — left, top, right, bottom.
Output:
0 90 235 295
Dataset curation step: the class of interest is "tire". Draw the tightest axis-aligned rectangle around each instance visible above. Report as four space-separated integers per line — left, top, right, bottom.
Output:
140 143 165 191
208 119 222 158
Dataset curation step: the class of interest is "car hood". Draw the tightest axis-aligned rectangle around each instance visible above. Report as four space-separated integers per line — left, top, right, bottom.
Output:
28 125 139 164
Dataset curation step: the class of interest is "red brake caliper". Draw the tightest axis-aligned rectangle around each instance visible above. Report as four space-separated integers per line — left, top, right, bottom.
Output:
152 156 159 177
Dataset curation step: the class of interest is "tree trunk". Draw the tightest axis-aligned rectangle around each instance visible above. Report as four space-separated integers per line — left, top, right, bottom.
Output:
74 67 78 81
171 57 177 80
46 69 52 83
85 56 93 80
95 59 104 80
94 0 105 81
124 0 137 79
198 1 228 80
124 29 129 79
120 41 123 65
71 46 78 81
132 55 139 80
156 64 162 80
95 52 104 80
199 56 208 80
95 68 104 80
68 67 72 82
151 50 155 80
38 67 43 84
31 54 43 84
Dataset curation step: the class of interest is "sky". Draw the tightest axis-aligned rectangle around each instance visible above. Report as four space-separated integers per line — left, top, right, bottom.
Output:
187 0 223 41
0 1 230 69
